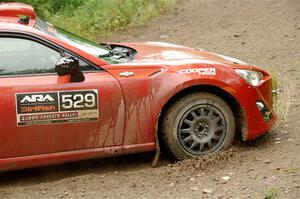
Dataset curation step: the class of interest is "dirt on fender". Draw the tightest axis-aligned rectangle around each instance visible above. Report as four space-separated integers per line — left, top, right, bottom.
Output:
0 0 299 198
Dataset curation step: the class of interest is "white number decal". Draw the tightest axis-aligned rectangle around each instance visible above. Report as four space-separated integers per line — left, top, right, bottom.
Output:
85 93 95 107
73 94 84 108
61 92 96 109
62 94 73 109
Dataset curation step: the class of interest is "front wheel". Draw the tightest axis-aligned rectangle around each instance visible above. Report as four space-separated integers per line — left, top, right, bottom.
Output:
161 92 235 160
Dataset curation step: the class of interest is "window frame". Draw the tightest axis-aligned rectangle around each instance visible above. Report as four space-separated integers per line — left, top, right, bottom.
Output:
0 31 103 78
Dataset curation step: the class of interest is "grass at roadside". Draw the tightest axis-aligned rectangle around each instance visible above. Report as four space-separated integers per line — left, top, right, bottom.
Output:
3 0 177 41
264 187 278 199
252 65 296 144
267 66 296 128
51 0 177 40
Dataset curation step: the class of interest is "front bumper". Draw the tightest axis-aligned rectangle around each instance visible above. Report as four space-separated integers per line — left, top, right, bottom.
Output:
235 76 277 140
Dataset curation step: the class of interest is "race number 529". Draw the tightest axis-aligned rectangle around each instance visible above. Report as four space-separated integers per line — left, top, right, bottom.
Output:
59 90 98 111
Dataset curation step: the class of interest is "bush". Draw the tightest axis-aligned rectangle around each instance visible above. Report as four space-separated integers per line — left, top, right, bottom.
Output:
3 0 176 40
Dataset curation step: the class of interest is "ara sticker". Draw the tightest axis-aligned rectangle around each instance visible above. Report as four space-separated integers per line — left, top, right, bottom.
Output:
179 68 216 76
15 90 98 126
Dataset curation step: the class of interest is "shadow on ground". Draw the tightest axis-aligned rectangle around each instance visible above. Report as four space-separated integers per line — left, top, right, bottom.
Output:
0 152 157 186
0 131 275 186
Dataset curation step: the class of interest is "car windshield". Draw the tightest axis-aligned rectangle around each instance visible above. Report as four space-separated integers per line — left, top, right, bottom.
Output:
35 18 110 60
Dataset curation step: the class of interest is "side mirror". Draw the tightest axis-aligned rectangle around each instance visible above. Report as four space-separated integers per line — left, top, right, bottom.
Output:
55 56 85 83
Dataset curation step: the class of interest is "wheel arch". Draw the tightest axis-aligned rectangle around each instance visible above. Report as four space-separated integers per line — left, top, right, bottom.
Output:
157 84 247 143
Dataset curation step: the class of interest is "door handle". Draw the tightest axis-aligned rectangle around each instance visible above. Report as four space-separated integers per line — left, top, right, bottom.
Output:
119 71 134 77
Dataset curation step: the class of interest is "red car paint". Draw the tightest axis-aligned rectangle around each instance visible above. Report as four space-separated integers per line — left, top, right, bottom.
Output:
0 3 276 172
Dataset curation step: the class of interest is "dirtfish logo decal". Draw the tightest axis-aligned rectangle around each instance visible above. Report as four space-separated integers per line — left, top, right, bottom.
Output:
21 94 55 103
179 68 216 75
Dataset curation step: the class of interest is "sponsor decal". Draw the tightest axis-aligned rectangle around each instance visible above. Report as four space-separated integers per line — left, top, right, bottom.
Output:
16 90 98 126
179 68 216 76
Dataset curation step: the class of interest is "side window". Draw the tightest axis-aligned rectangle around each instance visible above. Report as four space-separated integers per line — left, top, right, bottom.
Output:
0 37 61 76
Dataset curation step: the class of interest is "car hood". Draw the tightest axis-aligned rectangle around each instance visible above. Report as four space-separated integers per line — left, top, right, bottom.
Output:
119 42 251 68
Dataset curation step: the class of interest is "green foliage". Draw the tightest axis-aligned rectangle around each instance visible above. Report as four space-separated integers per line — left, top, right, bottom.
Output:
266 65 296 125
3 0 176 40
264 187 278 199
3 0 52 18
50 0 176 40
282 167 298 174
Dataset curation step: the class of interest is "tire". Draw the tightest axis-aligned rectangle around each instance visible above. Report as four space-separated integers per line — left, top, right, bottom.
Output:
161 92 235 160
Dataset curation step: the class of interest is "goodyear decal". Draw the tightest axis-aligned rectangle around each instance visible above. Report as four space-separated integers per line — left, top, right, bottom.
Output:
16 90 98 126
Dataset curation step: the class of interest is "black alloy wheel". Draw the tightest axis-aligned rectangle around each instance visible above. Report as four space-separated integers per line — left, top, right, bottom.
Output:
178 104 227 155
161 92 235 160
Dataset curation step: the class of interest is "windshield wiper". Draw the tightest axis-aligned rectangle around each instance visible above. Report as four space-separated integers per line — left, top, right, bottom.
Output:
98 52 112 58
98 44 113 58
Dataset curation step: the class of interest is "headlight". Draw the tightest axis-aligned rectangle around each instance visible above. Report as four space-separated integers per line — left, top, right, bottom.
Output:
235 69 263 86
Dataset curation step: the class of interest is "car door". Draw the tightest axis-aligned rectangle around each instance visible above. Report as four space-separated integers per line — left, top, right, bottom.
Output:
0 34 125 158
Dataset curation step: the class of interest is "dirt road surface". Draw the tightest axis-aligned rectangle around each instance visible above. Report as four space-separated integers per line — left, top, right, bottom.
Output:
0 0 299 198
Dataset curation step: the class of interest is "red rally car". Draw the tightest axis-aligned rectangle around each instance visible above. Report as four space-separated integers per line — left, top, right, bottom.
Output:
0 3 276 172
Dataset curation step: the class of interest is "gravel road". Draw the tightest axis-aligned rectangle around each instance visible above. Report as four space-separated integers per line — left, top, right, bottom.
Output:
0 0 299 198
